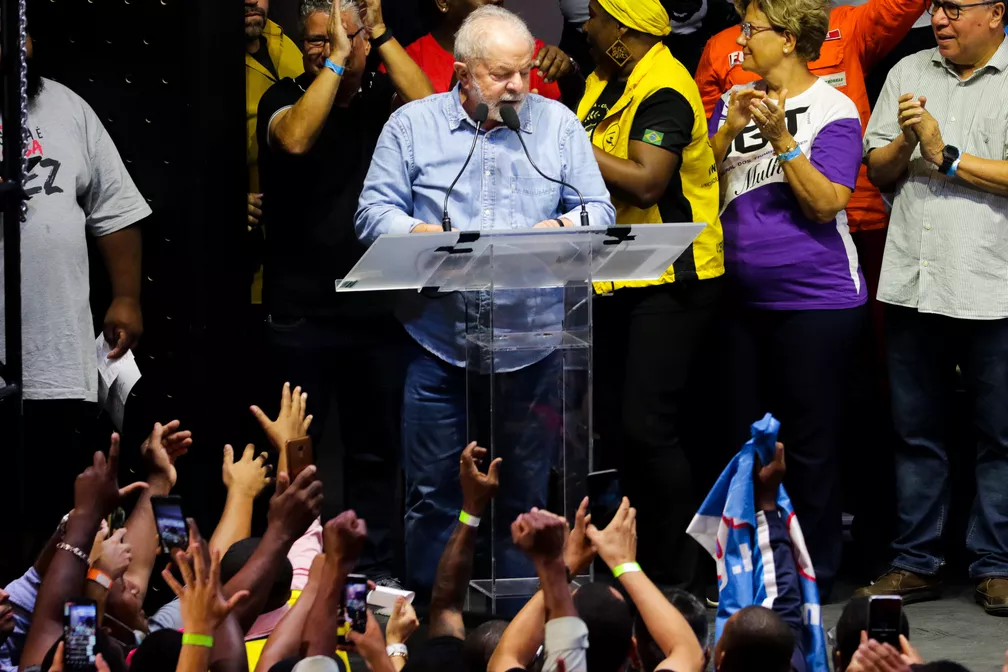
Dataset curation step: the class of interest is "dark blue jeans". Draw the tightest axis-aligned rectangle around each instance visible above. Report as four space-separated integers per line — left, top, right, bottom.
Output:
266 313 407 578
401 341 560 600
887 306 1008 579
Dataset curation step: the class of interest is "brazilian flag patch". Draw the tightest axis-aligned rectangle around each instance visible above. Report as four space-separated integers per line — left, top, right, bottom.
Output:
643 129 664 146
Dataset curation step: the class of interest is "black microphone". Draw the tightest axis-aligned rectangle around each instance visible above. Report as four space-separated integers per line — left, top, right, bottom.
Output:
499 105 589 227
442 103 489 232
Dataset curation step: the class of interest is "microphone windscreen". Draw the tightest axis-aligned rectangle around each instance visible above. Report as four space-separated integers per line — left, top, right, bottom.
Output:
499 105 521 131
473 103 489 123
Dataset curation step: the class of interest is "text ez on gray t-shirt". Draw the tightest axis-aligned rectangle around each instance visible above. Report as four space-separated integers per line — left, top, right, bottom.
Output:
0 78 151 400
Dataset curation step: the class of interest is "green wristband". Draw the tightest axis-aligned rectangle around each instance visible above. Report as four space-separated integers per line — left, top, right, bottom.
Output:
459 510 481 527
181 633 214 648
612 562 641 578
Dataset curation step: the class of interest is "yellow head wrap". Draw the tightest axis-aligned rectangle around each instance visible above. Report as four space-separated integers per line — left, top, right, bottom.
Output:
597 0 672 37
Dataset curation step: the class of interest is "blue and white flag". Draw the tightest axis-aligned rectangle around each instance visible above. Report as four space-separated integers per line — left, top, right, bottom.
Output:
686 414 828 672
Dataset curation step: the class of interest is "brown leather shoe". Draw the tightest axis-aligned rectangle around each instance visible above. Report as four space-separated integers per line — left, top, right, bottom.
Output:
854 569 943 604
975 577 1008 616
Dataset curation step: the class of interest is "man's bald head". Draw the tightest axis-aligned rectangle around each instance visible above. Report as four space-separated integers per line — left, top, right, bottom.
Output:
715 606 794 672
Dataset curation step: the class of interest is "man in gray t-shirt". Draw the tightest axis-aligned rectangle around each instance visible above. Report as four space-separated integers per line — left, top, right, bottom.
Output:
0 64 150 536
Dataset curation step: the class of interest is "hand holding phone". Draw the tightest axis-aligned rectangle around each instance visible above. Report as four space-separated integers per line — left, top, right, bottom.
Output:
286 437 314 480
344 574 369 634
63 600 97 671
867 595 903 647
150 495 188 555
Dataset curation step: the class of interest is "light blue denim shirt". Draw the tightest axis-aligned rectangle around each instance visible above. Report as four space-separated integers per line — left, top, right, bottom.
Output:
356 87 615 371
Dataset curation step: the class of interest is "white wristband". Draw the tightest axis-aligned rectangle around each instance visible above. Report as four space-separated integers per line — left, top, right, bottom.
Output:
386 643 408 658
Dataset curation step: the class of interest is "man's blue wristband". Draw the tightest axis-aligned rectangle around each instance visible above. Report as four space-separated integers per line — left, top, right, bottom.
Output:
325 59 345 76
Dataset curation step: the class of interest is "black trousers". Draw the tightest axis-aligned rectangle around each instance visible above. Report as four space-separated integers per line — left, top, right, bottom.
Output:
594 279 722 589
726 304 867 598
265 312 407 579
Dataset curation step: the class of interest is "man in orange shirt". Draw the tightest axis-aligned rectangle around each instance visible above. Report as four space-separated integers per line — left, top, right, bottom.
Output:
695 0 929 296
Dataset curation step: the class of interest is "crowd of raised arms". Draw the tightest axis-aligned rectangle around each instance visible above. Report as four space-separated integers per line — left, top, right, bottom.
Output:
5 0 1008 668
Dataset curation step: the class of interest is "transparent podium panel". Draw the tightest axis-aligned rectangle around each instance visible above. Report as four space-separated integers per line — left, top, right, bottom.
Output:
335 224 706 612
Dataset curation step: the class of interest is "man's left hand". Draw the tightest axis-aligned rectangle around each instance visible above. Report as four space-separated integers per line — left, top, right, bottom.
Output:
104 296 143 359
533 218 572 228
359 0 386 39
910 98 945 167
534 44 574 84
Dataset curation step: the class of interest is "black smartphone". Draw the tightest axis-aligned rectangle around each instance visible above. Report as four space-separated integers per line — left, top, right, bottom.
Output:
63 599 97 670
867 595 903 647
587 469 622 531
344 574 369 634
150 495 188 555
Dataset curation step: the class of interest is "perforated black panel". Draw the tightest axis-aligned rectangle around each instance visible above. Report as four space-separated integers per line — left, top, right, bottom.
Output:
25 0 248 550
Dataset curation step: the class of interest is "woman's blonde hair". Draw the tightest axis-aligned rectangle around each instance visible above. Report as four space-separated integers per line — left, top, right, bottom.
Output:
734 0 831 62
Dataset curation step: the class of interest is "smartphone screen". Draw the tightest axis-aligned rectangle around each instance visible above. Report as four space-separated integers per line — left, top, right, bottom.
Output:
63 601 97 670
867 595 902 646
587 469 622 531
344 574 369 634
150 496 188 555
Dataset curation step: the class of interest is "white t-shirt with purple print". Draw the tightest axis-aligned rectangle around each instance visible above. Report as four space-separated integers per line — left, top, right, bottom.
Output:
710 78 867 310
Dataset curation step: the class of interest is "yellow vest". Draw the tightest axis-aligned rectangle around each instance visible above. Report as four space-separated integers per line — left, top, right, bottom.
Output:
577 43 724 292
246 20 305 193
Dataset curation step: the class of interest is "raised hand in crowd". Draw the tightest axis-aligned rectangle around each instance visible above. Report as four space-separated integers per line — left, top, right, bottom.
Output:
91 527 133 582
49 641 112 672
209 444 273 556
754 441 786 512
250 381 312 475
269 467 324 545
384 596 419 672
427 443 502 640
563 496 596 577
20 434 148 668
585 497 636 569
461 441 501 518
123 420 192 608
222 444 272 499
347 610 397 672
163 519 250 672
140 419 193 489
385 596 419 647
359 0 386 39
846 633 912 672
302 511 369 658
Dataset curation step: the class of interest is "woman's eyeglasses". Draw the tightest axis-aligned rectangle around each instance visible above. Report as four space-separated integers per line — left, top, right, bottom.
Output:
740 22 780 39
927 0 996 20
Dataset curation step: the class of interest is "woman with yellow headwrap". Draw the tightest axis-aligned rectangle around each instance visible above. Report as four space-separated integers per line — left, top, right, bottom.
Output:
579 0 724 591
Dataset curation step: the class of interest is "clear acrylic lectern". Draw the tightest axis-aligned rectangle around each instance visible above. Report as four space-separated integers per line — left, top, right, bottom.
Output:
336 223 704 613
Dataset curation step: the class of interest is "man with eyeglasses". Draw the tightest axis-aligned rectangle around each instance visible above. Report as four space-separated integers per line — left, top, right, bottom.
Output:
857 0 1008 616
255 0 433 585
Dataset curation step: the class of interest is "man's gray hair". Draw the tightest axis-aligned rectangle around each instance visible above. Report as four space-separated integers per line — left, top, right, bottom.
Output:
454 6 535 64
299 0 362 34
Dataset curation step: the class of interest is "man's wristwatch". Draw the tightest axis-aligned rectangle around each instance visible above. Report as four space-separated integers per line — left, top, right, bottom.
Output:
939 144 960 175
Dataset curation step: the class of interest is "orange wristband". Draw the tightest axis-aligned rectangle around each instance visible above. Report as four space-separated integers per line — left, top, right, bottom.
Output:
87 568 112 589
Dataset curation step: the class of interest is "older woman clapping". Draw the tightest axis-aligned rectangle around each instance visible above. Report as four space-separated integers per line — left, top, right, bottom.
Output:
708 0 868 599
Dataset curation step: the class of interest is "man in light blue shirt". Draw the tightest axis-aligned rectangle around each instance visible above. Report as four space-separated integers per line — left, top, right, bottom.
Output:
356 4 614 600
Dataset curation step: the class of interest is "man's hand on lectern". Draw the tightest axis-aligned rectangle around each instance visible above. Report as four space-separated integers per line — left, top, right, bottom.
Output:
410 223 443 233
533 218 572 228
459 441 501 517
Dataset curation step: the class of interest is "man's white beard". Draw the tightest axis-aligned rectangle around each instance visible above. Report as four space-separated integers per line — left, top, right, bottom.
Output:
471 80 525 123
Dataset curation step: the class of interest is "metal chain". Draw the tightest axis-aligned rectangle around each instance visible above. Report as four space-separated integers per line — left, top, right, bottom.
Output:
17 0 28 220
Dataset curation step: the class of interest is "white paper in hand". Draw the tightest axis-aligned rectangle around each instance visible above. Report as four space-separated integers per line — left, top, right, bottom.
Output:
96 335 142 431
